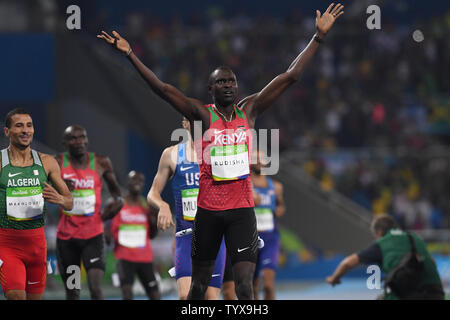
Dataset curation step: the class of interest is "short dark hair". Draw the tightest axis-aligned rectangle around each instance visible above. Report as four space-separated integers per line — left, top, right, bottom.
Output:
371 215 398 237
63 125 87 140
5 108 31 128
208 66 235 86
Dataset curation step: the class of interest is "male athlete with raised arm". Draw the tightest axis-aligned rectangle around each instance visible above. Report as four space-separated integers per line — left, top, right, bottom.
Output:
98 3 344 299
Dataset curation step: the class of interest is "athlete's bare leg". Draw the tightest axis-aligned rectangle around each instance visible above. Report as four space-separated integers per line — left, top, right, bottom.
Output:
262 269 276 300
145 286 161 300
179 276 220 300
205 287 220 300
5 290 26 300
232 261 256 300
140 276 161 300
177 277 191 300
87 268 104 300
120 283 133 300
253 277 260 300
187 260 215 300
26 292 44 300
65 288 80 299
222 281 236 300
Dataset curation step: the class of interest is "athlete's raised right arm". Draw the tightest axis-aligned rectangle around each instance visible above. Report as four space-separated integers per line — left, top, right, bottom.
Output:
97 31 205 121
147 146 176 231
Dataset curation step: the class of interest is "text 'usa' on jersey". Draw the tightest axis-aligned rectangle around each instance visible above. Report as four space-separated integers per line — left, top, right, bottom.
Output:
171 143 200 232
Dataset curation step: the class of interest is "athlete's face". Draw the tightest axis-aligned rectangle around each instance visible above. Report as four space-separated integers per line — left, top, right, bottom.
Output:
64 127 88 157
209 69 238 106
127 171 145 195
5 114 34 149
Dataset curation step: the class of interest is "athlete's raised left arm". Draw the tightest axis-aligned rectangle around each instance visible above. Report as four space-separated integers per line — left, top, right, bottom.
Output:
242 3 344 119
273 180 285 218
40 154 74 211
97 155 124 221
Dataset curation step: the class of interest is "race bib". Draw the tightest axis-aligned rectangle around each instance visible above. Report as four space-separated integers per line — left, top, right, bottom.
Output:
6 187 44 220
63 189 96 216
255 208 274 232
210 144 249 181
181 188 198 221
118 225 147 248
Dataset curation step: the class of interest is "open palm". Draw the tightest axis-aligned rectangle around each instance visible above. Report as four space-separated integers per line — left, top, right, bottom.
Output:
97 30 131 54
316 3 344 37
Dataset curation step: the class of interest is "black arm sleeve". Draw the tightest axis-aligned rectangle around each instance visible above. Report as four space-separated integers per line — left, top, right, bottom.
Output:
357 243 382 265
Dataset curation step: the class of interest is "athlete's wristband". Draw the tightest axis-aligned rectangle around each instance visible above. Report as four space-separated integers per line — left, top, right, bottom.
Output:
313 35 323 44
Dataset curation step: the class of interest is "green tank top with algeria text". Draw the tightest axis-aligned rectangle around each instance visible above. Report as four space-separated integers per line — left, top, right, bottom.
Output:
0 148 48 229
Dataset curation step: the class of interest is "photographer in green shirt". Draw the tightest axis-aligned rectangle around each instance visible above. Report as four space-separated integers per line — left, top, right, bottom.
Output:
326 215 444 300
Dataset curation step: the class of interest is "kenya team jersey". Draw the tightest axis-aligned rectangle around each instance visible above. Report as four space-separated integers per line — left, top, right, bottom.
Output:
171 143 200 232
56 152 103 240
195 104 254 211
112 198 153 263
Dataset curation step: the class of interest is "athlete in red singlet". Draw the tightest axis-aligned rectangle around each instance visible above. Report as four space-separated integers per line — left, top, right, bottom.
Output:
108 171 160 300
55 125 123 300
196 104 254 211
98 3 344 299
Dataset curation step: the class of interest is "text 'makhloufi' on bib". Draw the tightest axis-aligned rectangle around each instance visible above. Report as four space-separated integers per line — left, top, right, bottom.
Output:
1 149 47 222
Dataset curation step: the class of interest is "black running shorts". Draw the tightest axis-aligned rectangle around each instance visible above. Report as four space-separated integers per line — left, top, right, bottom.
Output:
56 233 106 287
116 259 159 293
223 252 234 283
191 206 258 265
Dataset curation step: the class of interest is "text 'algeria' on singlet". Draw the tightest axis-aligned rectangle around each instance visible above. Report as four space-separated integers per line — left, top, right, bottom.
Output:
0 149 48 230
